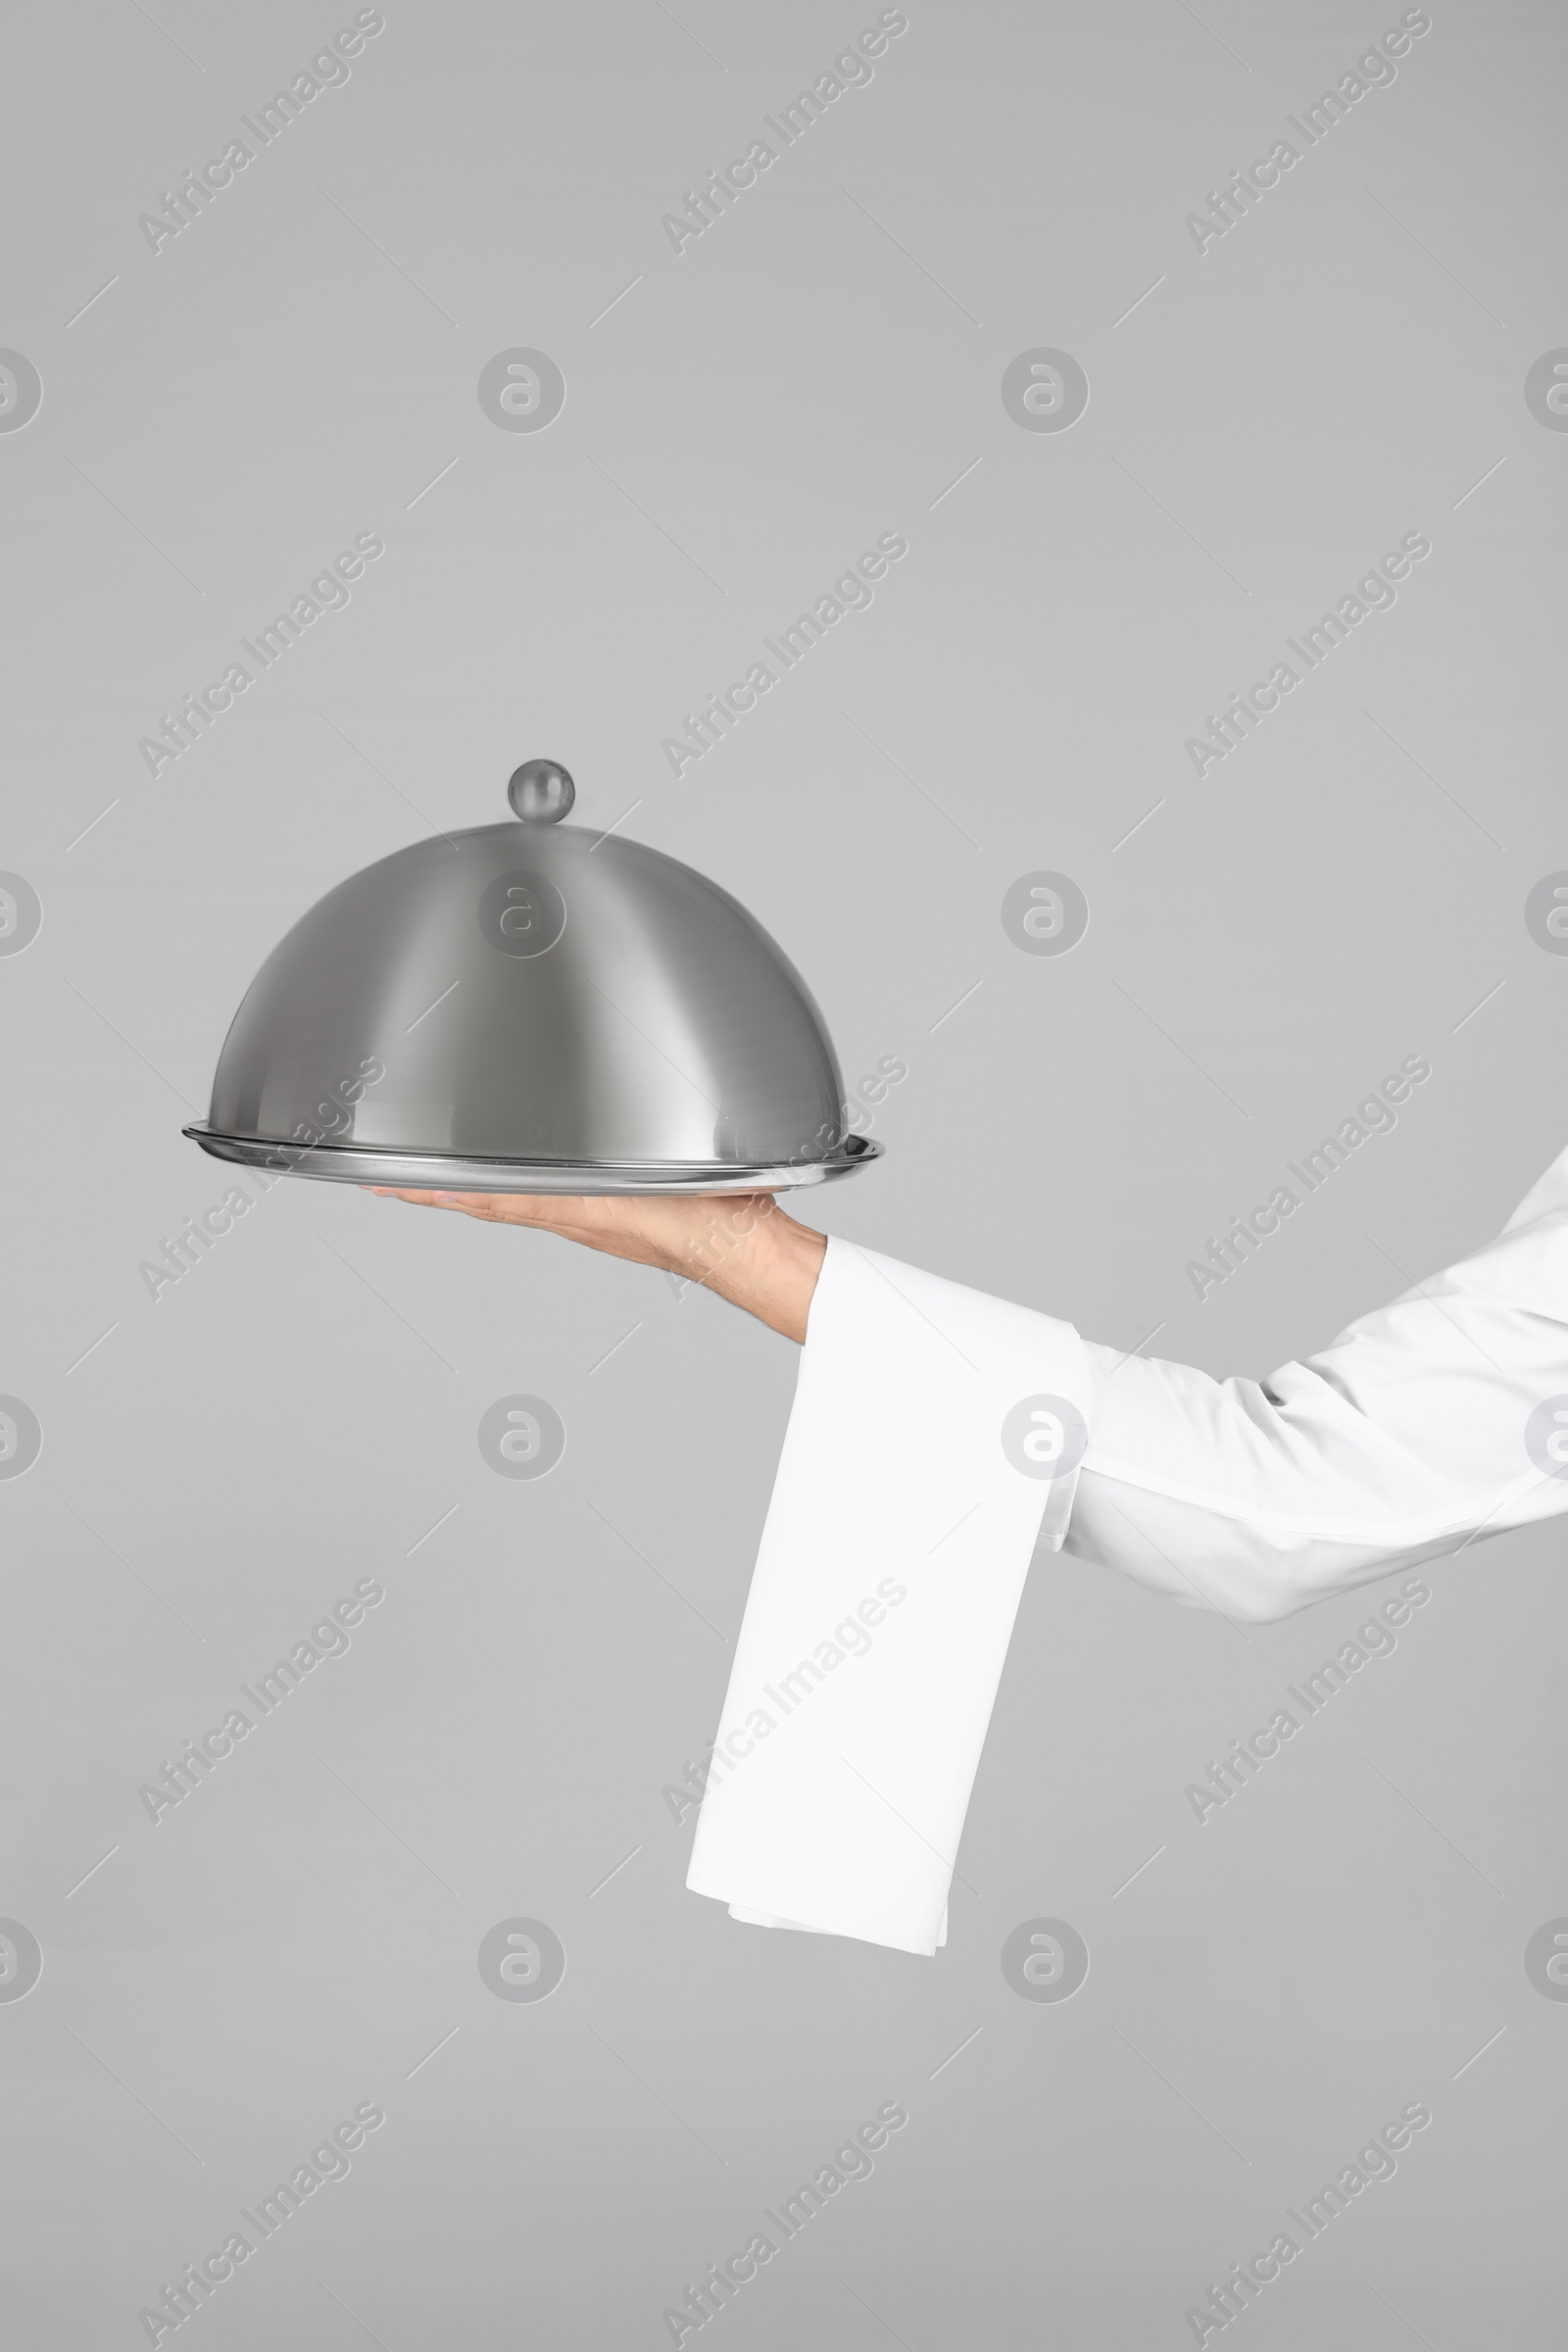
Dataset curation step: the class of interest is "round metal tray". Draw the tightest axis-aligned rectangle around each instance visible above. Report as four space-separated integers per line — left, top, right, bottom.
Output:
183 1124 883 1195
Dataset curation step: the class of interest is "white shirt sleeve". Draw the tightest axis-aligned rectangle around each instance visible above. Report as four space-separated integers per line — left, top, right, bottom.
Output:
1066 1141 1568 1623
686 1145 1568 1955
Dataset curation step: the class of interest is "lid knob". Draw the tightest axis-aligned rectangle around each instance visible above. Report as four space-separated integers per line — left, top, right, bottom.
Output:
508 759 575 823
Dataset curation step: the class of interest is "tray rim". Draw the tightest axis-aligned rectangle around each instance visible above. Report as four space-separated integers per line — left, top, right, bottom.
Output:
182 1123 883 1195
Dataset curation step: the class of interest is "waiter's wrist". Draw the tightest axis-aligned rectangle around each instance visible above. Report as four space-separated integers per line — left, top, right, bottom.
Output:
687 1198 827 1343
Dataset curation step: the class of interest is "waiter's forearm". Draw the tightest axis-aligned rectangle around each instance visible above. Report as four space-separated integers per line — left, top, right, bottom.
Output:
686 1199 827 1343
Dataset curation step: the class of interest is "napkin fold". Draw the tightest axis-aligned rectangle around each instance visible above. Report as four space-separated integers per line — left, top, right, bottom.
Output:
686 1237 1089 1956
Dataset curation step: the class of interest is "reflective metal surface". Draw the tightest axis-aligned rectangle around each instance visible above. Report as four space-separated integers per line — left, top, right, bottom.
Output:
184 762 882 1195
182 1132 882 1195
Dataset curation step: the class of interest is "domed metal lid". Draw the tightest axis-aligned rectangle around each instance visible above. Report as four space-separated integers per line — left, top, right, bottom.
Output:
183 760 882 1195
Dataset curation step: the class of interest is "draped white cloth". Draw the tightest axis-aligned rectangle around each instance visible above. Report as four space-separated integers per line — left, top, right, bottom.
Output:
686 1239 1089 1957
688 1145 1568 1953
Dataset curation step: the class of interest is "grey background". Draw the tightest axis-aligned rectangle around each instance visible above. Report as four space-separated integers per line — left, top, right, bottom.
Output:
2 0 1564 2341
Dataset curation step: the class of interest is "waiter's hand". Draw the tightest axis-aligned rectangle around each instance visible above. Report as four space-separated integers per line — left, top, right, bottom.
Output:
367 1188 827 1344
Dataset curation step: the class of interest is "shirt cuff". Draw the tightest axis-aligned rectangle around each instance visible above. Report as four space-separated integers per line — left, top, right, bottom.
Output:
686 1236 1088 1956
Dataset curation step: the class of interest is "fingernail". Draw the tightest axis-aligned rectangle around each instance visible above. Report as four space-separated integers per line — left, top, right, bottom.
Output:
435 1192 463 1202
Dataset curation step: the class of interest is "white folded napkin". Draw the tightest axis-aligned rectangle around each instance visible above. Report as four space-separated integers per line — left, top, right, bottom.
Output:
686 1237 1089 1955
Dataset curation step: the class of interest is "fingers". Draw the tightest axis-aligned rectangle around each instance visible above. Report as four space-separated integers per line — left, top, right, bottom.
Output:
365 1187 601 1237
366 1187 539 1213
